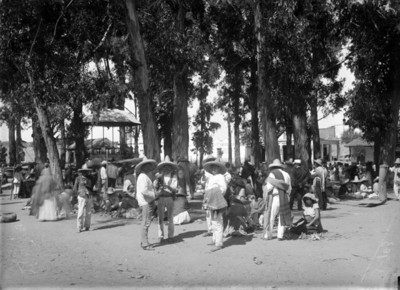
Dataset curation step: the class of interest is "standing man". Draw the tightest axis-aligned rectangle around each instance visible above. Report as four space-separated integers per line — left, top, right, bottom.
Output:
106 159 119 188
74 168 94 232
314 159 328 210
291 159 309 211
262 159 292 241
203 161 228 252
389 158 400 200
154 156 178 244
135 157 158 251
100 160 108 202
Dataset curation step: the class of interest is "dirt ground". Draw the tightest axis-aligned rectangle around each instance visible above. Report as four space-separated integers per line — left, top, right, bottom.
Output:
1 187 399 290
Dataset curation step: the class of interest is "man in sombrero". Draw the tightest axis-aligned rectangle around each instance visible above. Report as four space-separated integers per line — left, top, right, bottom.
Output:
203 161 228 252
74 167 95 232
262 159 292 241
135 156 158 250
313 159 328 210
154 156 178 244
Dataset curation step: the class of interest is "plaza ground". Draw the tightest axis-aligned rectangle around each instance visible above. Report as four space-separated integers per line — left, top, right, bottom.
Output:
1 188 399 290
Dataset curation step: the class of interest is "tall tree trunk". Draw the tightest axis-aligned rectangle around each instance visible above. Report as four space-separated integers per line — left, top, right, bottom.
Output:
8 118 16 166
32 117 48 165
59 120 66 169
233 72 241 168
171 3 189 162
249 61 261 166
71 101 86 170
310 96 321 159
227 110 232 164
286 115 293 161
254 0 280 164
125 0 160 161
33 96 63 188
16 118 23 163
293 102 310 170
172 66 189 161
380 60 400 166
164 125 173 159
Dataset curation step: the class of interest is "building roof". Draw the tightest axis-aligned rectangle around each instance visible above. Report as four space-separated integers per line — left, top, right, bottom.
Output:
343 138 374 147
83 109 141 127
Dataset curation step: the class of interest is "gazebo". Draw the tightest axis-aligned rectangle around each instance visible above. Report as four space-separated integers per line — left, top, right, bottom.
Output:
82 109 141 160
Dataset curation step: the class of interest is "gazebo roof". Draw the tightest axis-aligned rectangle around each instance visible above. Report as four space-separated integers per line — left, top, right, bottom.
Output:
83 109 141 127
344 138 374 147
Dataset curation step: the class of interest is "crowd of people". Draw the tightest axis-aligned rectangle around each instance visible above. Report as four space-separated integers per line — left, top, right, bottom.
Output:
5 154 400 253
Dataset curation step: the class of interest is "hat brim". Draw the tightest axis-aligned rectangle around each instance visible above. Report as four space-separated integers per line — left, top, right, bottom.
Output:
135 160 157 174
303 193 317 202
157 161 177 171
341 179 350 185
78 168 92 172
314 161 322 166
268 164 283 169
203 161 227 174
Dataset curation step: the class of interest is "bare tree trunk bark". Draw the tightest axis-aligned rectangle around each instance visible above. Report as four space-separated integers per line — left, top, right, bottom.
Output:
125 0 160 161
59 120 66 168
233 72 241 168
33 96 64 188
71 101 86 170
16 118 23 163
310 96 321 159
293 102 310 171
8 118 16 166
249 61 261 166
172 66 189 161
286 115 293 161
254 0 280 164
32 117 47 165
227 110 232 164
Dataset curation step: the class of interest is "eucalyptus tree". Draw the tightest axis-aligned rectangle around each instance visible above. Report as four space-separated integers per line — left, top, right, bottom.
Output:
0 0 122 184
341 0 400 168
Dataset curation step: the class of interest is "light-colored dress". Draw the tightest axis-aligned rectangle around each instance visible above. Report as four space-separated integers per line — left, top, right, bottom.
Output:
38 197 58 221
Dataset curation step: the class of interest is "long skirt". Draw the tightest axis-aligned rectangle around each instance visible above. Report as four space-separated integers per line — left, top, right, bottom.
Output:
38 197 58 221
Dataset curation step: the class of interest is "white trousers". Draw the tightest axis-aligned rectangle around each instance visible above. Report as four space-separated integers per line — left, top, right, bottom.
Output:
394 184 400 199
264 195 285 240
211 211 224 247
77 196 92 231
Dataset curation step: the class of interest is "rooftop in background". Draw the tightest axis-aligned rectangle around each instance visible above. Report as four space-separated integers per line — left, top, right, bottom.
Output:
344 138 374 147
83 108 141 127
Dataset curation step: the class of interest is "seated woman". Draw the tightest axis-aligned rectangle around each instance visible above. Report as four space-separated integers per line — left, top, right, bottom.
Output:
290 193 323 235
223 180 256 237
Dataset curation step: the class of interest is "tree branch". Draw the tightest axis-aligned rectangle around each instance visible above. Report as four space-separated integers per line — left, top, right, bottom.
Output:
51 0 75 45
93 23 112 52
29 18 43 59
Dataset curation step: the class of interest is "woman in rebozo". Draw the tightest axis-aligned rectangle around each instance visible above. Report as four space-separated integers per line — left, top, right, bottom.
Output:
31 171 61 221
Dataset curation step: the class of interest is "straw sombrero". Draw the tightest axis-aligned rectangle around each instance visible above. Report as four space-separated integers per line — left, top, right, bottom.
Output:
314 159 323 166
135 156 157 174
157 155 177 172
303 193 317 202
203 161 227 174
268 159 284 169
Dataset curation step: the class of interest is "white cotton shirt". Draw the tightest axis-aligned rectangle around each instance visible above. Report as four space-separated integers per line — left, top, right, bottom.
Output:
136 172 155 206
162 173 178 193
100 166 107 181
206 173 227 194
303 203 319 217
263 169 292 197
